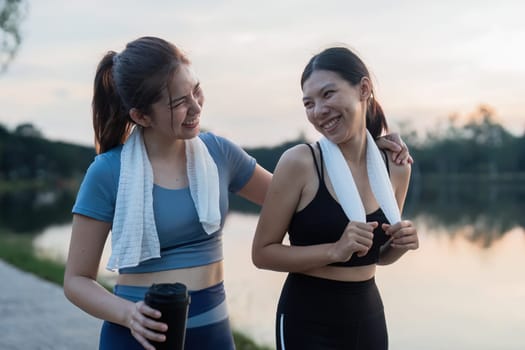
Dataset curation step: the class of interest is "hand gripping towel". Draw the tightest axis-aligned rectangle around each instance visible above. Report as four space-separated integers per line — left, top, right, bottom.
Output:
318 130 401 225
107 127 221 271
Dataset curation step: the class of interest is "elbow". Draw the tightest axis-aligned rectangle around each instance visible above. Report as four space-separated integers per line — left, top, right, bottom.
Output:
63 273 74 302
251 247 269 270
63 270 81 304
63 288 74 304
251 250 264 269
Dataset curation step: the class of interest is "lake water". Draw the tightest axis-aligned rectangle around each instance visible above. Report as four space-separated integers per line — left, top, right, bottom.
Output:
33 212 525 350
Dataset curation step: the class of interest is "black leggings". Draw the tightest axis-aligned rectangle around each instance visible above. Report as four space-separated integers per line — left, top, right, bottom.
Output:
276 273 388 350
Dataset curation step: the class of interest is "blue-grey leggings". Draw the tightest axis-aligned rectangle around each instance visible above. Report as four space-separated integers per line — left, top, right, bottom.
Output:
276 273 388 350
99 282 235 350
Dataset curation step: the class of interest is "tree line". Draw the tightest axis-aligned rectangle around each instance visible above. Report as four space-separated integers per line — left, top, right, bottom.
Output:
404 106 525 177
1 107 524 190
1 105 523 237
0 123 95 188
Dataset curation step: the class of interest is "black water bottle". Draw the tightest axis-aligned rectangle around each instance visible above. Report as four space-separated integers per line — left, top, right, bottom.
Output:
144 283 191 350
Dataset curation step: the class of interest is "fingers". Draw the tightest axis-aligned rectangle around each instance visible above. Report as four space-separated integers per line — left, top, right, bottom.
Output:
382 221 419 250
391 139 416 165
130 322 163 350
367 221 379 229
352 236 373 257
391 234 419 249
376 136 402 153
355 243 371 257
129 301 168 349
139 302 163 325
349 222 375 246
382 220 408 234
333 221 377 261
393 146 408 165
378 132 414 165
351 221 377 253
354 222 380 256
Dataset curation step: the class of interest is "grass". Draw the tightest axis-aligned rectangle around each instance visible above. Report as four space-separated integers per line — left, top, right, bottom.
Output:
0 180 47 193
0 232 273 350
0 233 65 285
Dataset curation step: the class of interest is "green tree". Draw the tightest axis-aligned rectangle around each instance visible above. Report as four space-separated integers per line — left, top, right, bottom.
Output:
0 0 28 72
403 105 521 175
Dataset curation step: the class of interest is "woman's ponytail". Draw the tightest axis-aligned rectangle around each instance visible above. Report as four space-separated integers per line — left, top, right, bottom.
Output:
91 37 190 153
366 96 388 139
92 51 132 154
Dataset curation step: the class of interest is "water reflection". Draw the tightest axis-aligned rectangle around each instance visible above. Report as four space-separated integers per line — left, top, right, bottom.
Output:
17 179 525 349
404 177 525 246
0 188 75 233
1 178 523 242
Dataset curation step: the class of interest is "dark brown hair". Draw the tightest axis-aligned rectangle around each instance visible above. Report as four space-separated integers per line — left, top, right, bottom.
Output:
301 47 387 138
92 36 190 153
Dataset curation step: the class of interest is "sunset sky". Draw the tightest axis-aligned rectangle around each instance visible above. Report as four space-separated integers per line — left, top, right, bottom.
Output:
1 0 524 147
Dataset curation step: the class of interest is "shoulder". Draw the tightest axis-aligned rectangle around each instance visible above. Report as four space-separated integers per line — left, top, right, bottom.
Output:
380 149 409 175
198 131 218 144
199 131 233 149
97 145 123 164
266 144 318 195
275 143 315 173
86 146 122 181
387 153 411 179
385 153 411 189
198 131 246 155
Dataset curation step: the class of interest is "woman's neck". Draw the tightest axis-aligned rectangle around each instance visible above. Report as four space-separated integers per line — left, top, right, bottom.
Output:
142 129 186 161
142 129 189 189
338 130 367 166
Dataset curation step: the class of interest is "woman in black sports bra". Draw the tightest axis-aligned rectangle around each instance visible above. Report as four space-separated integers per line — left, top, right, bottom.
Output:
252 47 419 350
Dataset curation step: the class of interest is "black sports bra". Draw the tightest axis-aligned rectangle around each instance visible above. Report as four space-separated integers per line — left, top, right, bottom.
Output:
287 143 391 267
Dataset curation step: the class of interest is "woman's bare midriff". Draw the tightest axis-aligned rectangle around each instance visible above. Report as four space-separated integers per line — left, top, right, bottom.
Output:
116 261 224 291
302 264 376 282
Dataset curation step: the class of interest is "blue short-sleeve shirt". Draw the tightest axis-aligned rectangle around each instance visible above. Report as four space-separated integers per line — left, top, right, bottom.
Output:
72 132 256 273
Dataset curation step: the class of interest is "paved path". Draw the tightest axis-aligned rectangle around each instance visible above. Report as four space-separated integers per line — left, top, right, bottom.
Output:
0 260 101 350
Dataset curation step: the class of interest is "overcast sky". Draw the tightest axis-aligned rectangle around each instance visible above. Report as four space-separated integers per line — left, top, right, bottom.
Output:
1 0 524 147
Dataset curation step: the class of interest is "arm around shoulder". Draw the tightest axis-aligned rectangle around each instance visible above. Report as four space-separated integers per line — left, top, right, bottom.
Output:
236 164 272 206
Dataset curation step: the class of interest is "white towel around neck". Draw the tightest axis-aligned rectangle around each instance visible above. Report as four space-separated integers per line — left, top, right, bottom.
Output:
107 127 221 271
318 130 401 225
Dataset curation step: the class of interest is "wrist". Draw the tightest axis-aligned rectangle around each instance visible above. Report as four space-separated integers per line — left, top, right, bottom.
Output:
121 301 136 329
326 243 341 264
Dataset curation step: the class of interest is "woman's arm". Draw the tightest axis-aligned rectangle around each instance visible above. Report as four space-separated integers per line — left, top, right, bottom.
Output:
64 215 166 350
251 146 375 272
251 147 334 272
236 164 272 206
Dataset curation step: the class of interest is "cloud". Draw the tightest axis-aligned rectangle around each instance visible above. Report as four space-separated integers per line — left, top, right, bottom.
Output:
2 0 523 147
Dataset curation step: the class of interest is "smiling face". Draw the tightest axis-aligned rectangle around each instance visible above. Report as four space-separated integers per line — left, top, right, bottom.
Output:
146 63 204 141
302 69 370 144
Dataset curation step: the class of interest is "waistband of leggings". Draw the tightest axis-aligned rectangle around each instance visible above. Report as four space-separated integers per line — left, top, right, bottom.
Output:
286 273 376 294
113 282 228 328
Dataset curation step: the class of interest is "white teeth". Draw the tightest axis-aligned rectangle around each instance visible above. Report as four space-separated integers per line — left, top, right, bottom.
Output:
322 118 339 129
182 118 198 125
